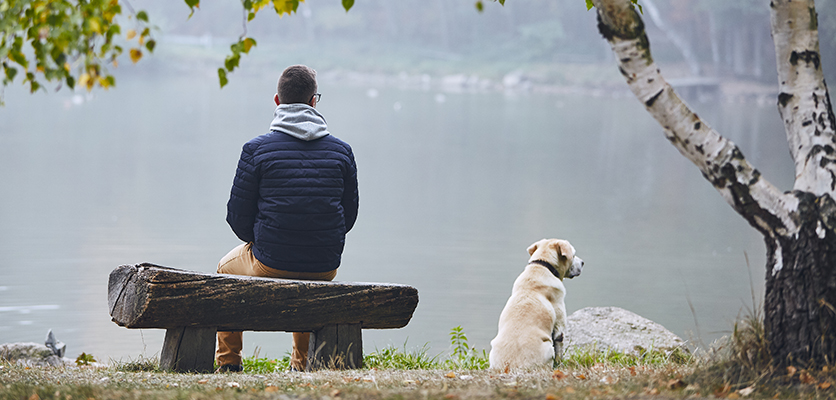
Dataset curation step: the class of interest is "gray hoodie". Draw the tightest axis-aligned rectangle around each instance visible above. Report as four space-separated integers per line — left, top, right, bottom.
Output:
269 103 330 141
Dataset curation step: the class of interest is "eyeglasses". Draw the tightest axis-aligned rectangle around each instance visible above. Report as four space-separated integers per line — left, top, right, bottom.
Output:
311 93 321 103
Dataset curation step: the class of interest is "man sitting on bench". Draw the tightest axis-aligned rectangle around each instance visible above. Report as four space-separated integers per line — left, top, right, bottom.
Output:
217 64 360 373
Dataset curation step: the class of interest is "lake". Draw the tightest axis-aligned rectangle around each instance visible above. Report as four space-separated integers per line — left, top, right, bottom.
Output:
0 68 793 363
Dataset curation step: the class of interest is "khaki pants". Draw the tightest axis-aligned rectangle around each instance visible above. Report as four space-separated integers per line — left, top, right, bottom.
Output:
215 243 337 371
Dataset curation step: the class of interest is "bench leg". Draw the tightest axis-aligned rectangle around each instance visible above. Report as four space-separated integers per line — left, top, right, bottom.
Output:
307 323 362 371
160 327 217 373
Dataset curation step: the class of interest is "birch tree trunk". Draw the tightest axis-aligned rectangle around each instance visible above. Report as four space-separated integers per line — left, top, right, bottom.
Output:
592 0 836 366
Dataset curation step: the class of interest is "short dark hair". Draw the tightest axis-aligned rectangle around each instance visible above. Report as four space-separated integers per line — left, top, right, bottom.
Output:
277 65 317 104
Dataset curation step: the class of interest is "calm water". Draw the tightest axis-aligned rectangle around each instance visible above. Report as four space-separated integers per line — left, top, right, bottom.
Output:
0 69 793 362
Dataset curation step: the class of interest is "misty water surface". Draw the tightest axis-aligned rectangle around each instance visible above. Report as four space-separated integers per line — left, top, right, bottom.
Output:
0 70 793 362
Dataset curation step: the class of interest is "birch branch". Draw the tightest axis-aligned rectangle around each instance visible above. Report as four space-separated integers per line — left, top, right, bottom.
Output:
770 0 836 196
593 0 798 236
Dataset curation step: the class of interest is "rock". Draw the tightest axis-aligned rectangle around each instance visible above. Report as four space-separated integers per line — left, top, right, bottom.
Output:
565 306 688 356
45 329 66 358
0 342 70 367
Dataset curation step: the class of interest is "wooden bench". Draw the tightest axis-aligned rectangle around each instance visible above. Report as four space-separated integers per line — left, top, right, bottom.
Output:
107 263 419 373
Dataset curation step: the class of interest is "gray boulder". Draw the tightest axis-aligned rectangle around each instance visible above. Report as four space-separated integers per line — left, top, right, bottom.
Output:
565 306 688 356
0 342 69 367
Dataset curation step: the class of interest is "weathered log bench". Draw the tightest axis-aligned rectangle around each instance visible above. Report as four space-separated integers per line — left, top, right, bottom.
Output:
108 263 419 373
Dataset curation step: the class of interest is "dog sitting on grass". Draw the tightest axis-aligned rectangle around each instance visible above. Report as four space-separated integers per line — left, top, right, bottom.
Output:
489 238 584 371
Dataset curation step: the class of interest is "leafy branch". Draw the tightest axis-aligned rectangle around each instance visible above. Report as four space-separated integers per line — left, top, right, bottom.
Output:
184 0 356 88
0 0 156 104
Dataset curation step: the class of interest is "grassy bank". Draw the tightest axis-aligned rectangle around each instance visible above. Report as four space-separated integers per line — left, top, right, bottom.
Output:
3 324 836 399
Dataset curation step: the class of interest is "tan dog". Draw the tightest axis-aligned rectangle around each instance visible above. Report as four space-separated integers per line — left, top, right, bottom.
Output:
489 238 584 371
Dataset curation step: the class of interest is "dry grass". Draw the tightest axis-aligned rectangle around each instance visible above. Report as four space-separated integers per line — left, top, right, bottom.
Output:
0 361 698 400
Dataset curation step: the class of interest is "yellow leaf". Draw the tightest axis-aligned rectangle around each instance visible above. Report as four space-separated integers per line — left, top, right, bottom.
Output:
78 73 90 89
63 62 70 72
126 29 136 40
272 0 299 16
253 0 270 12
445 372 456 378
88 17 102 34
819 382 832 390
264 386 279 392
129 48 142 63
138 36 144 46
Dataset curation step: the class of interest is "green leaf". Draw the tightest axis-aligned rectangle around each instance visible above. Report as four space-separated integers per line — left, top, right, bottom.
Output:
498 0 504 5
66 75 75 89
224 53 240 71
184 0 200 17
475 1 483 12
4 66 18 82
218 68 228 88
242 37 256 53
342 0 354 11
586 0 594 10
145 39 156 52
136 10 148 22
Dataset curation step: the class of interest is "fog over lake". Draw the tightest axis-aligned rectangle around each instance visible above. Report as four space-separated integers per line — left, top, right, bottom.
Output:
0 66 793 362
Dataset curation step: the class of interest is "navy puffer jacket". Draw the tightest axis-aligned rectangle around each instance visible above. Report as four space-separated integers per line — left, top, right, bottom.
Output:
226 104 359 272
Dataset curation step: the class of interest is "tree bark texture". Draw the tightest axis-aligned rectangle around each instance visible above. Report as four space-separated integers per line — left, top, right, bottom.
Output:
593 0 836 366
108 263 419 332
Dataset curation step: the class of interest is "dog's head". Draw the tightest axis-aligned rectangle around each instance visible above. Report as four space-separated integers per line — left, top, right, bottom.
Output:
527 238 584 280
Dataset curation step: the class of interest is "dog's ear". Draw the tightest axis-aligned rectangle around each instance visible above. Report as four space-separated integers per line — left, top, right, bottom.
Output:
554 241 574 261
527 242 540 256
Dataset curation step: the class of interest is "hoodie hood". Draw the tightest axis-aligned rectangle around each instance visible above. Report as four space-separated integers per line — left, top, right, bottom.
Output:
269 103 330 141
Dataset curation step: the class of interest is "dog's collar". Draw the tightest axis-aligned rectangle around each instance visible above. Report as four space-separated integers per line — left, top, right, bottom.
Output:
529 259 561 279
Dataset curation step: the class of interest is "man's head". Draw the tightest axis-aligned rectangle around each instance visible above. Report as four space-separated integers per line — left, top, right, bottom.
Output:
276 65 318 106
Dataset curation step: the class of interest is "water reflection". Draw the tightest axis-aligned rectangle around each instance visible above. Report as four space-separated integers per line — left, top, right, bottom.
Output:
0 71 792 361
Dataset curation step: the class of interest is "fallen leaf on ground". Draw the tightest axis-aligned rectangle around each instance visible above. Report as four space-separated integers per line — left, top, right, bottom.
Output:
552 370 566 380
667 379 686 390
564 387 575 394
545 394 559 400
738 386 755 397
800 371 816 384
197 379 209 384
330 389 341 397
445 372 456 379
787 366 797 377
727 393 740 399
265 386 279 393
819 382 832 390
576 374 586 380
227 382 239 388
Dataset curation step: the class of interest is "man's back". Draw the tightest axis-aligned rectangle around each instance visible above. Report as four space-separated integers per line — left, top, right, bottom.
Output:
226 129 358 272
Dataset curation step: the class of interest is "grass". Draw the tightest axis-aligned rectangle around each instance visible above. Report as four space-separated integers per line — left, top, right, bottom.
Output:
5 321 836 399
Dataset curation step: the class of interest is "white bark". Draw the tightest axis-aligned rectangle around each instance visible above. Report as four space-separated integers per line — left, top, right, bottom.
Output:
771 0 836 197
593 0 798 236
